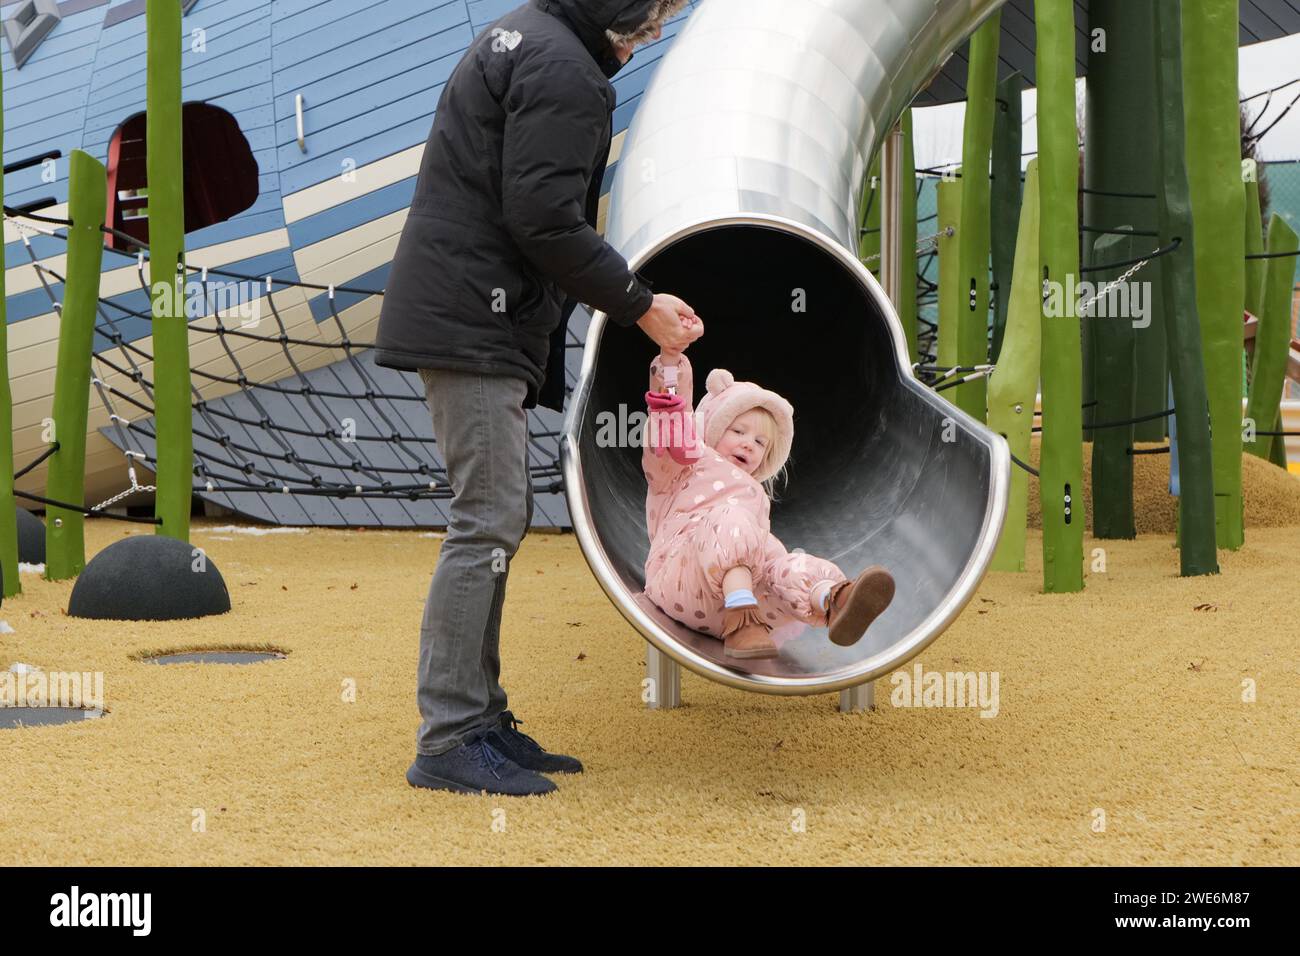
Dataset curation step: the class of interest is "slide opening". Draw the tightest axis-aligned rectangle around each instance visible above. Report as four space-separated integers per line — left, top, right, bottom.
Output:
573 223 995 682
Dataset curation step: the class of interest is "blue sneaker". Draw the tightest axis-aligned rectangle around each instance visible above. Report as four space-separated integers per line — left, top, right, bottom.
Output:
484 710 584 774
406 733 557 796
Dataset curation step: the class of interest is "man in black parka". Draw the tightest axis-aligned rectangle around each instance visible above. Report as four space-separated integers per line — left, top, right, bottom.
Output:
376 0 700 796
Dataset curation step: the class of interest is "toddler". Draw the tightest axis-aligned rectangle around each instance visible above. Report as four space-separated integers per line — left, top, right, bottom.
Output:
641 346 895 659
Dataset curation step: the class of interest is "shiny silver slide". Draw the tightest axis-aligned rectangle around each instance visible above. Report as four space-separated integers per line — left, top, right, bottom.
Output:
562 0 1011 698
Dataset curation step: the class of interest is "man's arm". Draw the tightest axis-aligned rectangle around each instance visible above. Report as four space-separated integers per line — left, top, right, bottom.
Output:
501 59 652 326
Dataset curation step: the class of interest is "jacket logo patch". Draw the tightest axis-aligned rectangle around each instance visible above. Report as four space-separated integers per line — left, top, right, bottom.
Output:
490 28 523 52
626 278 635 292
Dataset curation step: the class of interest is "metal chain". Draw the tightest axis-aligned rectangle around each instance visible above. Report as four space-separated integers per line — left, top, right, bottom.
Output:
90 454 157 512
861 226 954 265
1062 254 1151 316
4 215 63 239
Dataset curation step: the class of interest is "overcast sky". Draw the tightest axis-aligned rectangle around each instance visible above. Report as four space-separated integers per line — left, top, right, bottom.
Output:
912 31 1300 171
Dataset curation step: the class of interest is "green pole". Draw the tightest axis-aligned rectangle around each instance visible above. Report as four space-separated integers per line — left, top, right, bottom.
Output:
1266 402 1288 469
988 159 1041 572
1089 232 1137 539
44 151 107 581
899 110 919 363
954 13 1000 421
936 177 962 378
1244 179 1290 470
147 0 191 542
1036 0 1084 593
1083 0 1167 444
858 152 882 274
1244 178 1266 317
0 64 17 599
990 71 1023 364
1182 0 1245 549
1152 0 1218 576
1245 213 1297 464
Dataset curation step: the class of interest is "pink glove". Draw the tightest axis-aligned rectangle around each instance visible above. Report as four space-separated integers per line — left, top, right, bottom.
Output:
645 390 700 465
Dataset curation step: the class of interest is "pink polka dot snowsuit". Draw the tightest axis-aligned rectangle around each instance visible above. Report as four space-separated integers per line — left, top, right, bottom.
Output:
641 353 847 643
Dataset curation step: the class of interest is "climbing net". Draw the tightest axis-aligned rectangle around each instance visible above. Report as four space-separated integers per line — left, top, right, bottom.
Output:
5 208 577 525
6 190 1295 514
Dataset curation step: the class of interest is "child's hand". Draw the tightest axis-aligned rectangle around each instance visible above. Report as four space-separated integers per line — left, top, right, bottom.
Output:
676 310 702 345
638 294 703 355
661 314 701 364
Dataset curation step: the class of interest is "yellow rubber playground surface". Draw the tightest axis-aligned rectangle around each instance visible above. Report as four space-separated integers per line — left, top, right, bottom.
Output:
3 455 1299 866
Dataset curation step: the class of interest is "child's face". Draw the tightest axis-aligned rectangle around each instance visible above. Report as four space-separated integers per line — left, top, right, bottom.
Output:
716 409 770 476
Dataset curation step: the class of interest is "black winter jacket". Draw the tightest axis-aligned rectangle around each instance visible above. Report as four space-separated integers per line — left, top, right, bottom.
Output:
374 0 661 412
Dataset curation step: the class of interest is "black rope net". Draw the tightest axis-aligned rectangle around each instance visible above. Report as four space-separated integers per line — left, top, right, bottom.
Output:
6 201 1293 518
5 211 579 527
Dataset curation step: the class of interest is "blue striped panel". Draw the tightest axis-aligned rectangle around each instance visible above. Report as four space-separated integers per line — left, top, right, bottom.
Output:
0 7 104 86
201 85 276 124
276 108 436 197
271 8 468 122
286 176 416 251
6 286 67 326
84 74 272 137
271 5 467 197
91 246 302 345
274 55 453 151
467 0 515 28
5 111 88 161
186 206 287 250
90 0 272 92
71 125 280 169
85 33 274 128
4 234 70 270
84 96 275 172
271 0 349 21
305 262 390 324
273 0 464 68
274 7 468 101
5 61 96 102
274 0 463 46
4 177 69 209
5 87 94 135
1 20 103 86
82 103 277 161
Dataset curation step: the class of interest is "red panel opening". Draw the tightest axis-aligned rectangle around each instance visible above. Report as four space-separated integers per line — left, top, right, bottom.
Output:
105 102 259 253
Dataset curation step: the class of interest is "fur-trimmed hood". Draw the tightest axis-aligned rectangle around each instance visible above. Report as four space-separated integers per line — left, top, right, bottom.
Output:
545 1 687 59
695 368 795 484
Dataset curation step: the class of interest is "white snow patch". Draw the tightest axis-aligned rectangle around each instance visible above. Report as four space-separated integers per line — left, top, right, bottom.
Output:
7 661 40 674
199 525 308 537
0 622 14 635
420 532 446 539
18 562 44 575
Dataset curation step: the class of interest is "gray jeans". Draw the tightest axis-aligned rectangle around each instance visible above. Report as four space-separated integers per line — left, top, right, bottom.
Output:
417 367 533 755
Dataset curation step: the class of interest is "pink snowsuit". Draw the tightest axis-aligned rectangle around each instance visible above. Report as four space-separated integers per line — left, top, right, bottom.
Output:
641 353 847 645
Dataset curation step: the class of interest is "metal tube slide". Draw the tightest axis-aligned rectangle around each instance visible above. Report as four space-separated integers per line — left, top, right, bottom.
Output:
562 0 1011 695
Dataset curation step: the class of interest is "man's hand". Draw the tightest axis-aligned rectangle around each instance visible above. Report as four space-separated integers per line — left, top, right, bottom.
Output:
636 293 703 355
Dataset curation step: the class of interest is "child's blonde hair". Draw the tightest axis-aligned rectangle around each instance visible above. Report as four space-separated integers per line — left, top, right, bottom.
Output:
737 406 790 503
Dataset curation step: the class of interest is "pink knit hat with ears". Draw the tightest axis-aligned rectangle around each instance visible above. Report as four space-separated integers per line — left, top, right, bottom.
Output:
695 368 794 483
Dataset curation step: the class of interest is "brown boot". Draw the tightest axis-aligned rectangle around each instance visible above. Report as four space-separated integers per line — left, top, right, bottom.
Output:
720 604 779 659
824 567 896 647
